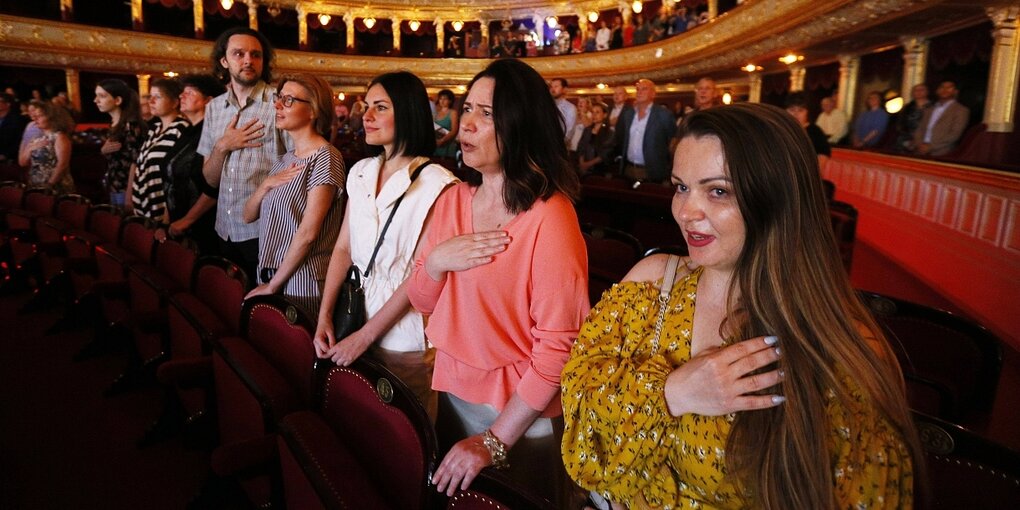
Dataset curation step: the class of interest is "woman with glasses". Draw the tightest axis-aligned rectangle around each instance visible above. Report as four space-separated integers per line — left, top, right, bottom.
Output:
128 78 189 219
313 71 457 418
242 74 345 317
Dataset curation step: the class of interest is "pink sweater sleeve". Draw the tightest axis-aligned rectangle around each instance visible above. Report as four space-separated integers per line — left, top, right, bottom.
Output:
407 195 449 315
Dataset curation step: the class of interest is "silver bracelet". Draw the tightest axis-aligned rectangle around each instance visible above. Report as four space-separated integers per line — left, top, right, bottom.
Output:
481 429 509 469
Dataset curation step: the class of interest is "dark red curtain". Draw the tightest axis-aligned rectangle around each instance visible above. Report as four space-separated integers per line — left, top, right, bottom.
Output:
260 7 297 27
355 18 393 34
762 71 790 95
204 0 244 19
859 47 902 83
399 21 436 36
145 0 191 8
805 62 839 91
929 22 993 70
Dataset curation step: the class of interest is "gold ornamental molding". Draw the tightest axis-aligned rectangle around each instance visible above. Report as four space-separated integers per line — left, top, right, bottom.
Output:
0 1 989 88
284 0 626 23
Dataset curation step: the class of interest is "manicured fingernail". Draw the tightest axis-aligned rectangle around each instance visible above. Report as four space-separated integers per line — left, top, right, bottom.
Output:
772 395 786 404
764 335 778 345
774 347 782 356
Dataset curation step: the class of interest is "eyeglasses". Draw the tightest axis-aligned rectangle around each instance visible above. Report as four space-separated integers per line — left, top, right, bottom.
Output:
273 93 312 108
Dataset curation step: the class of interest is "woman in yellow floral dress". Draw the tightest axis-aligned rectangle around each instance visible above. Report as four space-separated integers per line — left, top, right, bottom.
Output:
561 103 921 509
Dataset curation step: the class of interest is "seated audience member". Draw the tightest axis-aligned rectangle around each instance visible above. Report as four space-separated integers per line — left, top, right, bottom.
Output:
315 71 457 418
159 74 226 255
0 93 26 163
562 103 920 509
128 78 190 219
242 74 345 317
912 80 970 156
852 91 889 148
785 92 832 167
408 58 588 506
577 100 614 175
815 96 848 145
614 79 675 183
18 101 74 193
896 84 931 153
94 78 145 208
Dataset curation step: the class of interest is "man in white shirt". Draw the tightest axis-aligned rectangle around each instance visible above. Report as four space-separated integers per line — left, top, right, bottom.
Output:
609 86 628 129
815 96 849 145
549 78 577 144
912 80 970 156
595 20 612 51
613 79 675 182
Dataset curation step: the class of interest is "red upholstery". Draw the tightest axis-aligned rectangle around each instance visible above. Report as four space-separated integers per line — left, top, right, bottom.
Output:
442 470 556 510
582 224 643 305
65 205 122 302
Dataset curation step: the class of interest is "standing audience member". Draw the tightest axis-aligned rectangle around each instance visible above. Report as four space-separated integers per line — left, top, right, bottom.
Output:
786 92 832 168
815 96 849 145
315 71 457 417
128 78 189 220
408 59 588 505
614 79 675 183
19 101 74 193
691 77 719 113
595 21 611 51
94 79 145 208
0 93 26 164
562 103 919 510
242 74 345 317
159 74 225 255
896 84 931 152
610 16 624 49
852 91 889 148
550 78 577 144
198 27 286 284
19 101 44 154
632 14 651 45
139 94 153 127
433 89 460 160
568 97 593 156
608 86 628 129
912 80 970 156
577 100 614 176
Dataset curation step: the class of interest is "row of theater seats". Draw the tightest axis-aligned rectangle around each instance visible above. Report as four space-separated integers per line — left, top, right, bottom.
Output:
2 180 1017 508
0 181 554 509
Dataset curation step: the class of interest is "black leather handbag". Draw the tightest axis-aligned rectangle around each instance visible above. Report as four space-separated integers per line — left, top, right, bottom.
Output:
331 160 429 339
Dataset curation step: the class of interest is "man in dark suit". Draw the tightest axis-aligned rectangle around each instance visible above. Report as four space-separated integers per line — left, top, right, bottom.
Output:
614 79 676 183
912 80 970 156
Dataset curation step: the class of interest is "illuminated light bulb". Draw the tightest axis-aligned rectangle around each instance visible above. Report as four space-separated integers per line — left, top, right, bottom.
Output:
337 92 345 101
596 83 607 89
632 1 643 14
457 85 467 92
722 92 732 105
885 96 904 114
779 54 804 65
547 16 558 29
318 14 331 26
409 19 420 31
220 0 233 10
363 17 376 29
588 11 599 23
451 20 464 31
741 64 763 72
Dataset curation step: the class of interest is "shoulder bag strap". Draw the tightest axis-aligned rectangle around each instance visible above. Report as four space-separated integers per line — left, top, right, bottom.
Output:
363 160 430 278
650 255 682 353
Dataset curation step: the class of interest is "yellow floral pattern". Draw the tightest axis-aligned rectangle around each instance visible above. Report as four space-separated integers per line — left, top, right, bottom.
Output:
561 266 913 509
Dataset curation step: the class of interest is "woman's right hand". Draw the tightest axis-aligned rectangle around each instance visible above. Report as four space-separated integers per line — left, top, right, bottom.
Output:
663 335 785 417
262 163 302 192
424 230 510 281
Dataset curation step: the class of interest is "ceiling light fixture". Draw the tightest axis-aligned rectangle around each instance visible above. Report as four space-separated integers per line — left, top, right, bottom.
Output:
722 92 733 105
318 14 331 26
451 20 464 31
741 64 763 72
596 83 607 89
337 92 346 101
632 1 643 14
546 16 558 29
220 0 233 10
266 4 281 17
363 17 376 29
779 53 804 65
409 19 420 31
588 11 599 23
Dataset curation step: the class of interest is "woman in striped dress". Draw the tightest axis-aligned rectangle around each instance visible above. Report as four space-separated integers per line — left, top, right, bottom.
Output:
242 74 345 317
128 78 189 220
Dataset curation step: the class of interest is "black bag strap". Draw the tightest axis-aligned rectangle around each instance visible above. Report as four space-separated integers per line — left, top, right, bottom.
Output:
363 159 430 278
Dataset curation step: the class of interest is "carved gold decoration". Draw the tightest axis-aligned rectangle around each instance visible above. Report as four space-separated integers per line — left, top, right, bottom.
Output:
837 54 860 119
985 6 1019 133
900 36 928 100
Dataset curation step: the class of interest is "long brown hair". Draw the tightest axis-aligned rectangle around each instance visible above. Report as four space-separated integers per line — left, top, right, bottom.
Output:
678 103 922 508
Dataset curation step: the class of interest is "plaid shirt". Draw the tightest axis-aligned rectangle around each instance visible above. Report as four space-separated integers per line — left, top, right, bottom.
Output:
197 81 288 242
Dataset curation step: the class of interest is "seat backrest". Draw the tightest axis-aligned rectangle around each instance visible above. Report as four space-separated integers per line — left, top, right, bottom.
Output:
444 470 556 510
0 181 24 210
22 187 57 215
118 215 156 263
913 411 1020 509
192 256 248 334
829 200 858 272
862 292 1002 422
153 236 198 290
315 358 437 510
241 295 317 405
53 194 91 230
582 223 644 305
86 205 123 244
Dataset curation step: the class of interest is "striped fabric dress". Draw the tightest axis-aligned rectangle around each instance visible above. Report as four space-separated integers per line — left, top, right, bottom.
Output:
257 145 346 316
132 116 190 220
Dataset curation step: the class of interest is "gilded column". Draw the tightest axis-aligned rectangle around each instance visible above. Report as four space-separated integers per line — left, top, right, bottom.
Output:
65 69 81 113
248 2 258 31
708 0 719 20
533 15 545 48
577 10 589 43
137 74 151 97
344 13 354 52
837 54 860 120
985 6 1020 132
789 64 806 92
748 72 762 103
900 36 928 100
131 0 142 30
480 20 489 46
392 17 402 52
435 18 445 54
60 0 73 22
193 0 204 39
297 5 308 51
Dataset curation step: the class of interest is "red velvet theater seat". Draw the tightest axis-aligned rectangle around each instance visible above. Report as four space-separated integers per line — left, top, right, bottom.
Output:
442 470 556 510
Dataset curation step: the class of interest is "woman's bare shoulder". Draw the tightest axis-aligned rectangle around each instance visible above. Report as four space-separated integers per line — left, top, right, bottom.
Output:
622 254 694 284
